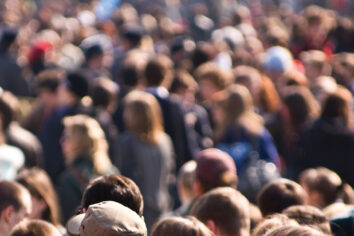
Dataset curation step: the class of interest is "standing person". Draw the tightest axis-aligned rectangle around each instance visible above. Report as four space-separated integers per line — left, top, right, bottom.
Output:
117 90 175 231
57 115 118 222
0 181 32 236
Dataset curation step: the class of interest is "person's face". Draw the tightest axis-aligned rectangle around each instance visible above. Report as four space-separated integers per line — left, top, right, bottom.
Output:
39 89 59 109
61 129 75 163
199 79 221 102
8 191 32 230
28 196 47 220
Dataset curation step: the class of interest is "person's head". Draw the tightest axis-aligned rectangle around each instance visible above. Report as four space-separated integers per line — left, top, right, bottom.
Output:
252 214 298 236
257 179 308 217
81 175 143 217
58 72 89 106
321 86 353 128
10 219 61 236
195 62 232 102
16 168 60 226
282 86 320 129
0 181 32 235
191 187 250 236
300 50 331 82
151 216 213 236
299 167 354 208
177 160 197 205
170 70 198 103
91 78 119 114
195 148 237 194
144 54 174 88
332 53 354 86
36 69 65 109
234 66 262 101
70 201 147 236
82 44 104 70
123 90 163 144
212 84 264 141
62 115 112 175
282 205 331 234
310 76 337 104
263 225 328 236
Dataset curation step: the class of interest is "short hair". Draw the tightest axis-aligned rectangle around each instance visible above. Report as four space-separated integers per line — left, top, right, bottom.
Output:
0 181 29 213
170 70 198 94
81 174 144 216
282 205 331 234
36 69 65 92
252 214 297 236
195 62 232 90
91 78 119 112
263 225 327 236
299 167 354 207
144 54 173 87
191 187 250 236
10 219 61 236
177 160 197 195
151 216 213 236
257 179 308 217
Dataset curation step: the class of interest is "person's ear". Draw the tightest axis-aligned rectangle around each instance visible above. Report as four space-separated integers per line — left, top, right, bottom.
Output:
193 180 204 196
2 206 14 223
205 219 217 234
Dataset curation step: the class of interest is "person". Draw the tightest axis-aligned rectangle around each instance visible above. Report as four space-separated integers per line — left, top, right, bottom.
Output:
0 181 32 236
10 220 61 236
0 90 43 167
144 54 192 170
257 178 308 217
151 216 213 236
299 167 354 209
117 90 175 231
57 114 118 222
293 86 354 186
190 187 250 236
252 214 298 236
15 168 62 232
282 205 332 234
263 225 329 236
80 174 143 217
68 201 147 236
193 148 237 196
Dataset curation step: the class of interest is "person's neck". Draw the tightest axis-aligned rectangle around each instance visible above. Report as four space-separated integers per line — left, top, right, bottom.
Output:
0 221 11 236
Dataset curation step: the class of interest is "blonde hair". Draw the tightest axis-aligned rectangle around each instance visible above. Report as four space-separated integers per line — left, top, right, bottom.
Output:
124 90 164 144
214 84 264 141
63 115 112 175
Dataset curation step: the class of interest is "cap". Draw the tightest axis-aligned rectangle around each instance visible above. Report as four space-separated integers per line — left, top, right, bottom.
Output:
67 201 147 236
196 148 237 186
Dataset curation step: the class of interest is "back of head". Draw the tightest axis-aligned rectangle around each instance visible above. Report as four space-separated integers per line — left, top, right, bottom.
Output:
0 181 30 214
195 62 232 90
92 78 119 113
151 216 213 236
195 149 237 193
252 214 297 236
81 174 143 216
80 201 147 236
282 205 331 234
263 225 327 236
257 179 307 217
299 167 353 207
64 72 89 99
10 219 61 236
0 90 18 129
321 86 353 128
191 187 250 236
36 69 65 93
144 54 173 88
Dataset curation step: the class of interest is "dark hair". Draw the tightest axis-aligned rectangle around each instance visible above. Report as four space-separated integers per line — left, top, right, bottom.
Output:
84 44 103 61
0 91 18 129
81 175 143 216
16 168 61 226
151 216 213 236
91 78 118 113
191 187 250 236
36 69 65 92
144 54 173 87
10 219 60 236
257 179 308 217
283 205 331 234
0 181 28 213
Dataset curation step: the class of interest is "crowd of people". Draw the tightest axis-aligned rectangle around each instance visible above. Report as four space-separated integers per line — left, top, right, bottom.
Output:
0 0 354 235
